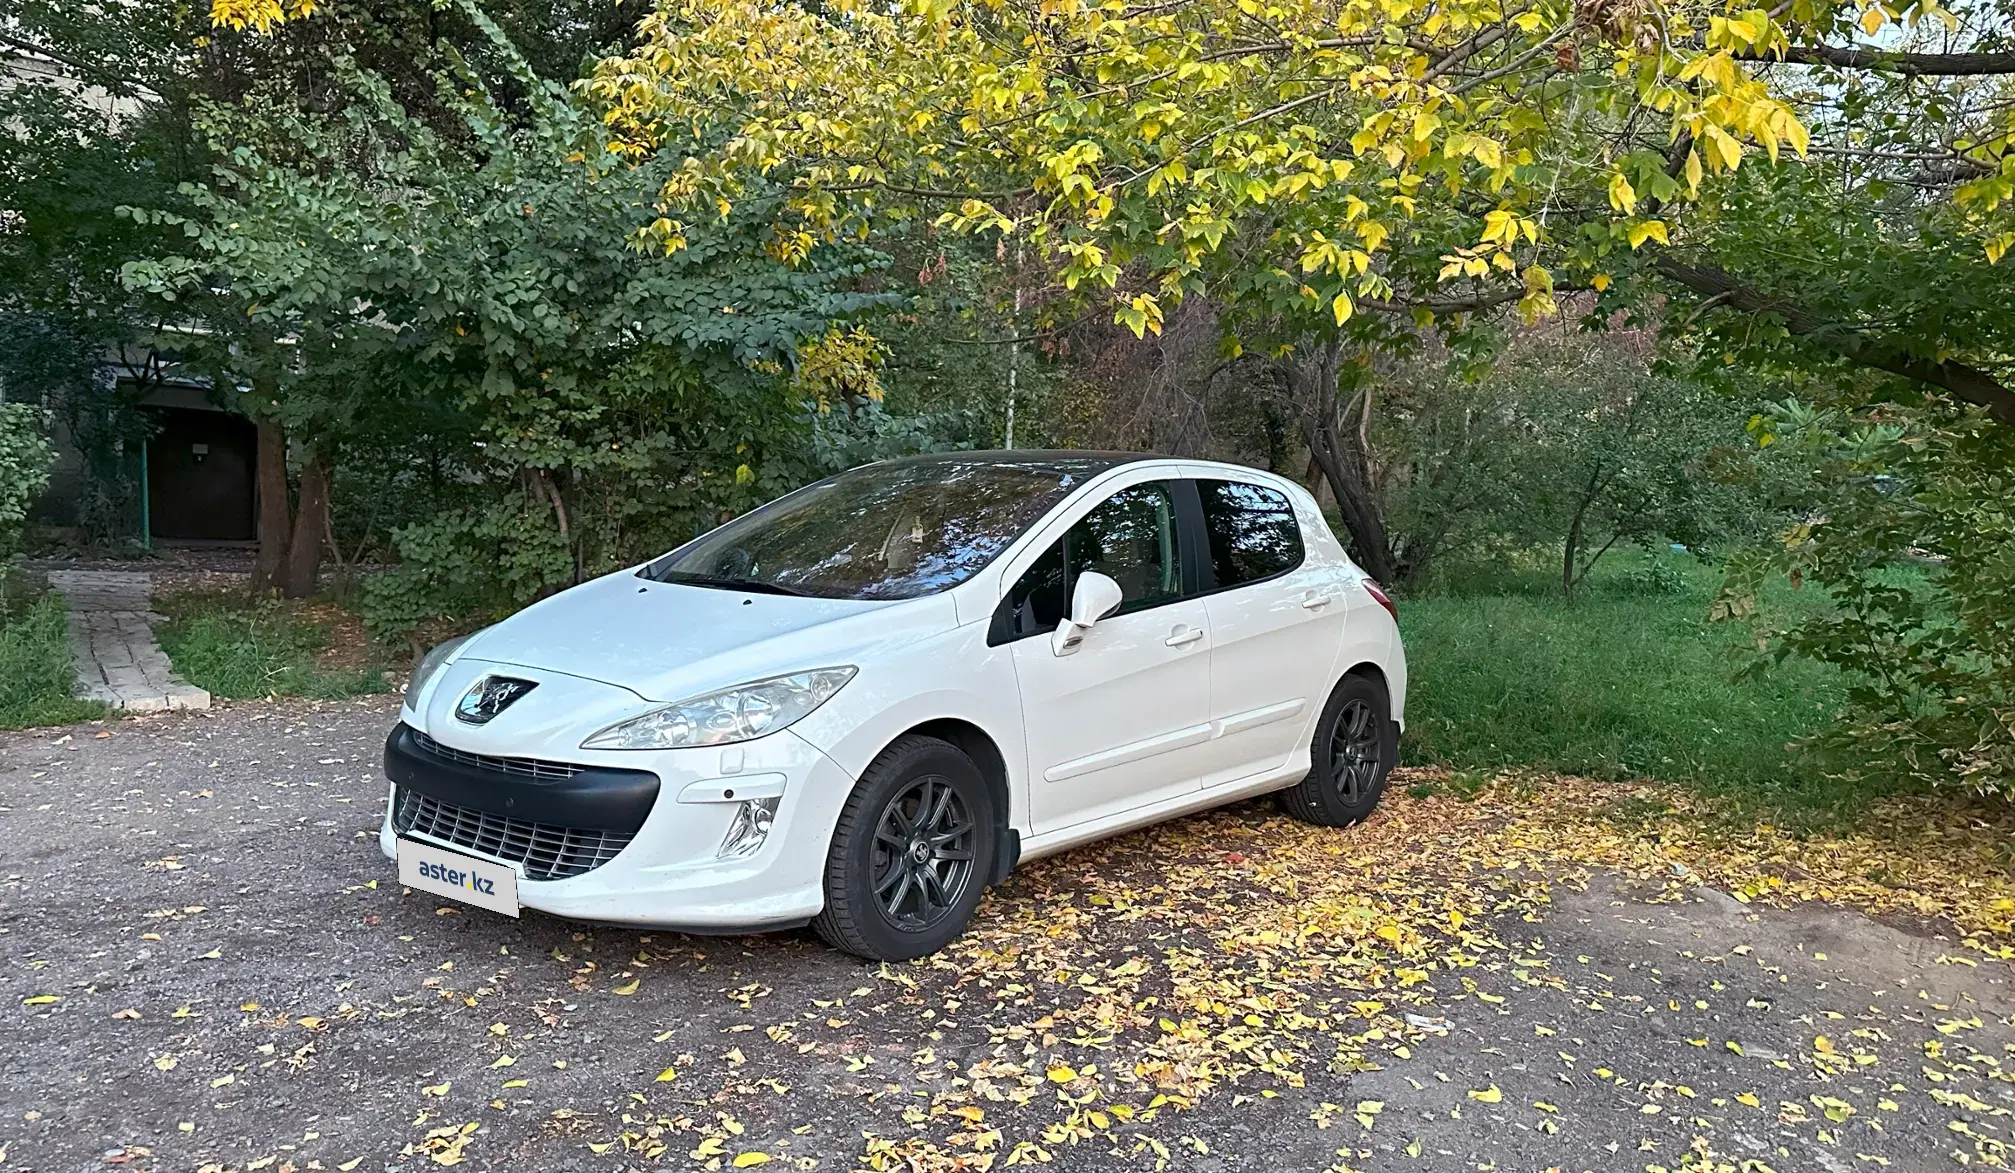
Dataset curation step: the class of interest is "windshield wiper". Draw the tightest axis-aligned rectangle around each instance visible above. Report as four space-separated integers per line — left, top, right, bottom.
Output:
660 572 815 597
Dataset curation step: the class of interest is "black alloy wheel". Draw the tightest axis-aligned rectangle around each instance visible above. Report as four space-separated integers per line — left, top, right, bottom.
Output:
869 774 977 931
1330 697 1384 807
1280 673 1397 827
815 735 997 960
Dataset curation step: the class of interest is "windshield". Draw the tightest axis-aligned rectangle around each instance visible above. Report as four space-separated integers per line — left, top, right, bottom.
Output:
647 456 1117 600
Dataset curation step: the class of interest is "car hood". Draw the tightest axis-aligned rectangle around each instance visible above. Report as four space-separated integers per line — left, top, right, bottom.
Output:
455 570 950 702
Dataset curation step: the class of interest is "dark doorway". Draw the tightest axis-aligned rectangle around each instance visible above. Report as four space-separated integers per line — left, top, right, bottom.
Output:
146 407 257 542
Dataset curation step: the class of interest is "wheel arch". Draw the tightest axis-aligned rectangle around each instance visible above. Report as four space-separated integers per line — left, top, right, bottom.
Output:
1340 659 1388 694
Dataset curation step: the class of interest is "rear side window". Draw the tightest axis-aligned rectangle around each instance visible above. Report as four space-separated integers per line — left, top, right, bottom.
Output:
996 481 1183 641
1197 479 1304 588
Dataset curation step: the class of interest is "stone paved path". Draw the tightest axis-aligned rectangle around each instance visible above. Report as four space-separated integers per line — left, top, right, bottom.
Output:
46 569 210 712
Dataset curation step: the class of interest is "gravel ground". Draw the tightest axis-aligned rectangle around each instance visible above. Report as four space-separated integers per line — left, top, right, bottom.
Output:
2 701 2010 1172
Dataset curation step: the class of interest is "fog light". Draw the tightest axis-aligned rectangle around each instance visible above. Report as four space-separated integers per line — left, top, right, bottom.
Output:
718 797 779 859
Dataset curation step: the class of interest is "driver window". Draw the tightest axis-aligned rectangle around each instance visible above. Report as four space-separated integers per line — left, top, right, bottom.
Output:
997 481 1183 641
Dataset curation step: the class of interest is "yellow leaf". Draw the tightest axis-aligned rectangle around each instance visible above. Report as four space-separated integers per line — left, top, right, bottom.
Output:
22 995 58 1006
490 1056 515 1069
422 1082 451 1097
1047 1064 1079 1083
1468 1086 1502 1103
339 1160 364 1172
1737 1092 1761 1107
1331 292 1354 326
656 1067 678 1083
1590 273 1611 292
1608 173 1637 215
1627 220 1669 249
611 980 640 996
732 1153 773 1167
501 1080 528 1090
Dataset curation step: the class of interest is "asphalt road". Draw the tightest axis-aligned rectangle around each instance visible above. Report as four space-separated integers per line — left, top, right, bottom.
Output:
3 701 2010 1172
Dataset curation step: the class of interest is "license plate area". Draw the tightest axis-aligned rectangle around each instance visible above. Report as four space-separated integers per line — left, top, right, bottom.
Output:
397 837 521 917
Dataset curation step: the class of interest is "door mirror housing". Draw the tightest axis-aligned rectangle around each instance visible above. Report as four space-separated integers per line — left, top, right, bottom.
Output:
1051 570 1124 657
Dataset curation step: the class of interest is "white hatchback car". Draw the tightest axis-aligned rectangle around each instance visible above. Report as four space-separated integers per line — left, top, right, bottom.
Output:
381 452 1406 959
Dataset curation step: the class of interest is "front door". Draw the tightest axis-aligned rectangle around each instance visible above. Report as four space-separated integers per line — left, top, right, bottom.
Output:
146 407 257 541
1000 480 1212 834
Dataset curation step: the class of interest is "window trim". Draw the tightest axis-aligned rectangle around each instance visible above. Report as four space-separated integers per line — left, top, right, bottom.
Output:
1184 475 1309 600
987 477 1198 646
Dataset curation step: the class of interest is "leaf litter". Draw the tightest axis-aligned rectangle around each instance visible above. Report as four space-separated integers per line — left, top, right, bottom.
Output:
569 770 2015 1170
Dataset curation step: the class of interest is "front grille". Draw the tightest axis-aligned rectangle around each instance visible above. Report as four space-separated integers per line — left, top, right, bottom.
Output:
394 787 632 881
411 729 584 781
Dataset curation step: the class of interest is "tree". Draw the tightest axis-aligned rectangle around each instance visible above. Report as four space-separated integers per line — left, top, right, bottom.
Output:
122 9 891 629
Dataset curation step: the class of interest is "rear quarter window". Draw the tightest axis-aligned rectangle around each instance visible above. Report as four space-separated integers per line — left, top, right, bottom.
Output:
1196 479 1305 588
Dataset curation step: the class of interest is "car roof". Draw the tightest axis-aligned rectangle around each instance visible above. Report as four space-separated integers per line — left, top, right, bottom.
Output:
867 449 1166 475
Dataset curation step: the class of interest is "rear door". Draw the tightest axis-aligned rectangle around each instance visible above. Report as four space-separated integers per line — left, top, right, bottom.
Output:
1186 477 1354 786
998 479 1213 834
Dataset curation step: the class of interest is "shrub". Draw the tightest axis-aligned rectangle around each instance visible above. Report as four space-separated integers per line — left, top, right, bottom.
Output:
0 403 55 559
1724 400 2015 800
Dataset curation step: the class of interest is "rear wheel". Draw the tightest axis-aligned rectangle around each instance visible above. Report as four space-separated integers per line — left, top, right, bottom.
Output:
814 736 995 961
1279 673 1397 826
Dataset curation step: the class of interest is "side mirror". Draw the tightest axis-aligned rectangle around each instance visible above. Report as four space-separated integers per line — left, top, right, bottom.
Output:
1051 571 1124 657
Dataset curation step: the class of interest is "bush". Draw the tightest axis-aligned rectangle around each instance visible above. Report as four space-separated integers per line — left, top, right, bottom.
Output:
0 403 55 559
359 491 575 649
1725 400 2015 800
0 591 106 728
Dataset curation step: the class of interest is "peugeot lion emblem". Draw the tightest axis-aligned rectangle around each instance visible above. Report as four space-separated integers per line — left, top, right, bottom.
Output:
455 676 538 724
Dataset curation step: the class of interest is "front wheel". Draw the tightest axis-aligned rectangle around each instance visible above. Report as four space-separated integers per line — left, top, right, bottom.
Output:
814 735 996 961
1279 673 1397 826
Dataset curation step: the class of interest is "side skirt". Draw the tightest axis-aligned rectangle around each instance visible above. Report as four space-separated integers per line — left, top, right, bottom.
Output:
1014 759 1310 865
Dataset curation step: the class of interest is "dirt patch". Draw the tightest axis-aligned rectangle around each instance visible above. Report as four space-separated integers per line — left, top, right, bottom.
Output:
291 599 381 672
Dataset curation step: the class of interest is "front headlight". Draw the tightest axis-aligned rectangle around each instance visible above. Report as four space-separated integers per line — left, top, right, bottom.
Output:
405 634 473 707
582 667 857 750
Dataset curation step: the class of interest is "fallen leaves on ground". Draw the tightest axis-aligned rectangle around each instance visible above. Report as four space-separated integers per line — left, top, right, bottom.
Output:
559 770 2013 1170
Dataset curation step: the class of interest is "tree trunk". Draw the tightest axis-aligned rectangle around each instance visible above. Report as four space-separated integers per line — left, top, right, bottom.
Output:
1562 502 1584 600
250 418 291 594
280 452 329 599
1278 340 1401 584
1305 416 1400 585
1561 463 1604 599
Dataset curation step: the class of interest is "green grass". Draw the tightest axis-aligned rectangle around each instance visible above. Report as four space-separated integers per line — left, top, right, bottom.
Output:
0 589 109 729
156 593 390 701
1396 549 1852 810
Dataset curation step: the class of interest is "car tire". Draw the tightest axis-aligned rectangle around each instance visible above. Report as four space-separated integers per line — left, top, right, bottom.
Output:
813 735 997 961
1279 672 1397 827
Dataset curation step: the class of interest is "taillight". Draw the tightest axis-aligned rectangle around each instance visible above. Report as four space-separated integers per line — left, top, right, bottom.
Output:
1362 579 1398 622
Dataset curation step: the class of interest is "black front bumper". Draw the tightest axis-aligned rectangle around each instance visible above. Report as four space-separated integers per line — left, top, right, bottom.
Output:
382 723 661 834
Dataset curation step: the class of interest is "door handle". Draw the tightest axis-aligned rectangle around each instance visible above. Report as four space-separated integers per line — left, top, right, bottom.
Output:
1300 593 1333 610
1165 627 1205 647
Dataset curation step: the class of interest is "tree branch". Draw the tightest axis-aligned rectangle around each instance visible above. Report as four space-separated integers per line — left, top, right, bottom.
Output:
0 28 157 95
1653 256 2015 426
1738 43 2015 76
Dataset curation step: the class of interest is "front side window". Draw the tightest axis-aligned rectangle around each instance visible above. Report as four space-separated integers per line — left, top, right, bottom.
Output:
1197 479 1304 587
998 481 1183 640
649 457 1111 600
